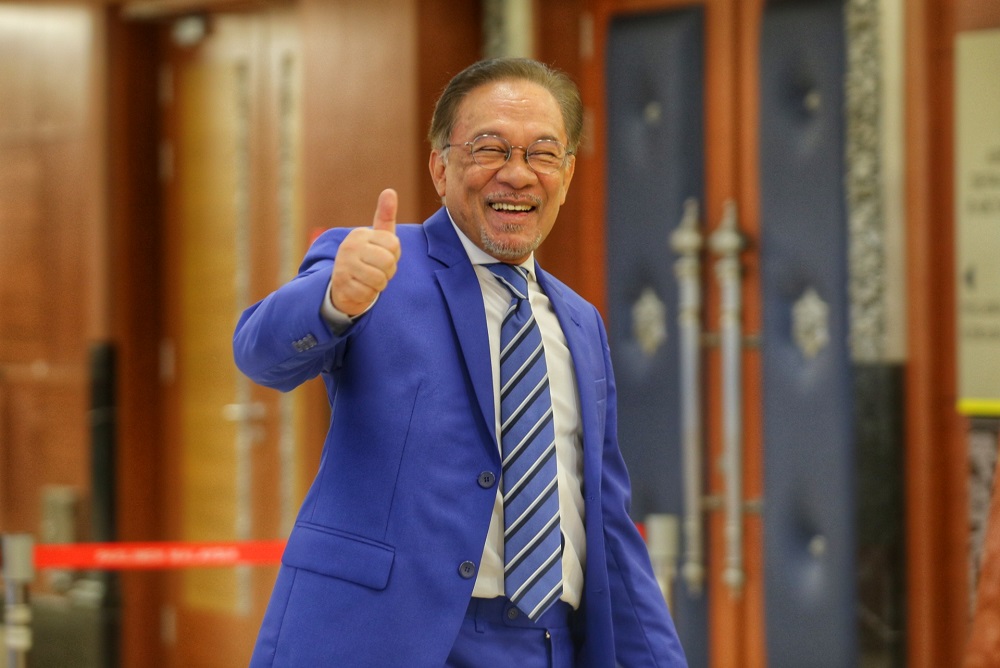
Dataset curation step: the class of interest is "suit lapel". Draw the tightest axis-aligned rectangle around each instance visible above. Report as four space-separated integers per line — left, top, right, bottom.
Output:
537 266 604 479
536 264 586 385
424 210 499 458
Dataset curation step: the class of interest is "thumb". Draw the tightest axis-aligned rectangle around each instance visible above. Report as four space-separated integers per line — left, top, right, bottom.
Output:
372 188 398 234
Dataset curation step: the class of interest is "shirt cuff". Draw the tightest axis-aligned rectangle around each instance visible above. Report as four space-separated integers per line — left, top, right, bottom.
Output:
321 279 379 333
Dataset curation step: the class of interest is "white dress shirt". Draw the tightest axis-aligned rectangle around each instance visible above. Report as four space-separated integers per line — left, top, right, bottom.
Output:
448 218 587 610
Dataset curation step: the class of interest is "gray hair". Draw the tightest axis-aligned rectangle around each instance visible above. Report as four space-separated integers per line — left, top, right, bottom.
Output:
428 58 584 153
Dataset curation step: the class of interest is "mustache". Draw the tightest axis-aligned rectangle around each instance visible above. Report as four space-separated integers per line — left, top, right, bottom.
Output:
485 193 542 207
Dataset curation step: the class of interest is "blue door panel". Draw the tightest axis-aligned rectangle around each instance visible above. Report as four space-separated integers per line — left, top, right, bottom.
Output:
759 1 856 666
605 8 707 665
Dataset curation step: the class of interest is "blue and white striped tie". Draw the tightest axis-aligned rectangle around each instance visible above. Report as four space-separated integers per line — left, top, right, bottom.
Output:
487 263 563 621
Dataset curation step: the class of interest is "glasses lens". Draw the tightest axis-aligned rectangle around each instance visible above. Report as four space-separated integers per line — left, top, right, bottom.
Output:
470 135 510 170
466 135 568 174
526 140 566 174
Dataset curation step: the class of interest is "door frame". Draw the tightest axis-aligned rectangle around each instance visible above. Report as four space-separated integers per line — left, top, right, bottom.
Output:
107 10 167 667
579 1 767 665
903 0 1000 665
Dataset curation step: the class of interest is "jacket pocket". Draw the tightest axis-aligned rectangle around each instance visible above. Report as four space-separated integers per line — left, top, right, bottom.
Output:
282 522 395 590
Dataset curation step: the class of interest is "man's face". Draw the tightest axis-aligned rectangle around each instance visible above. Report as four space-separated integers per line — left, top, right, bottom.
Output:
429 79 576 264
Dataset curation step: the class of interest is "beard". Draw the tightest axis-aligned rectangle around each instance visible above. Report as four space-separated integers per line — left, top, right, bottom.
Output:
479 224 544 262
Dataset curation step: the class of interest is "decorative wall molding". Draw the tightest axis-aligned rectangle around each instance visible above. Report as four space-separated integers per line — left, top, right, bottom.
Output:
233 59 254 616
845 0 887 363
122 0 260 21
278 52 300 536
969 421 1000 614
482 0 534 59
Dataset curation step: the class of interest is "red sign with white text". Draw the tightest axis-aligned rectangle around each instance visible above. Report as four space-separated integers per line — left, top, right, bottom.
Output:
32 540 286 570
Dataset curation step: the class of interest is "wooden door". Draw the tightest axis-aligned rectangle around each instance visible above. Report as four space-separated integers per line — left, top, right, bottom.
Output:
591 0 856 665
596 2 764 665
159 8 307 667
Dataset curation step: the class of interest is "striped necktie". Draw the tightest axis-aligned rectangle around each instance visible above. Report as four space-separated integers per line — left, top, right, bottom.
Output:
486 263 563 621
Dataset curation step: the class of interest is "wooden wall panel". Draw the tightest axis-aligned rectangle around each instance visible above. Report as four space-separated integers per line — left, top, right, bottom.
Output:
300 0 421 230
0 5 103 537
0 144 47 363
957 0 1000 29
535 0 598 308
297 0 481 467
415 0 482 219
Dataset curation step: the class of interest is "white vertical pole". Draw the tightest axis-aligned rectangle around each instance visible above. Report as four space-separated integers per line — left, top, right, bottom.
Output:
482 0 535 59
2 534 34 668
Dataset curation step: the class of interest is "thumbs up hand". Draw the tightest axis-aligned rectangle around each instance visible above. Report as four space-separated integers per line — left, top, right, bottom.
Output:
330 189 402 317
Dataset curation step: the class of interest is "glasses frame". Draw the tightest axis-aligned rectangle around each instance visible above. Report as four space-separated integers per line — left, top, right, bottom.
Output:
443 134 573 175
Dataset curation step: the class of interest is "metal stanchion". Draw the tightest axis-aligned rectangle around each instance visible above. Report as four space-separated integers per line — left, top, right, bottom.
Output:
2 534 34 668
645 514 680 613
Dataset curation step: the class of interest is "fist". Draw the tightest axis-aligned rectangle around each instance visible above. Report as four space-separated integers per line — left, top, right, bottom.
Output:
330 189 401 316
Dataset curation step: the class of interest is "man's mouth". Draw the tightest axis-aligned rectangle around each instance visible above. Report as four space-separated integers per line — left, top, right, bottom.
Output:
489 201 536 213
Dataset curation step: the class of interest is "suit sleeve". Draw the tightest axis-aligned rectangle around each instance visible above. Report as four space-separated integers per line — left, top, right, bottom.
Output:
594 310 688 666
233 228 357 392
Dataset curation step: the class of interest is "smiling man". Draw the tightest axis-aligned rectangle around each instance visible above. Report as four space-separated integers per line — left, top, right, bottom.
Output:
234 58 687 667
429 76 574 265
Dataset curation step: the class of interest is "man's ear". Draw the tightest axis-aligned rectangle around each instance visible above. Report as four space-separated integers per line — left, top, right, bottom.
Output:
429 150 447 198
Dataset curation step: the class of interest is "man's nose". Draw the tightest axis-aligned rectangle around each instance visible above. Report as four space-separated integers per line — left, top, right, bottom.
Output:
495 147 538 185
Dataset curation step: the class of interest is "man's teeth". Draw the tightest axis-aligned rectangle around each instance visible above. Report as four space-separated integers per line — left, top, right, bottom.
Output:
491 202 533 212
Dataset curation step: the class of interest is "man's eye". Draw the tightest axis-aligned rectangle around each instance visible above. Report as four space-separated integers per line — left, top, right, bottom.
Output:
528 141 564 163
475 146 507 155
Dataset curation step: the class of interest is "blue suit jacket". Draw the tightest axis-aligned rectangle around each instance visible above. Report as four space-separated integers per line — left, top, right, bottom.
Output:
234 208 686 666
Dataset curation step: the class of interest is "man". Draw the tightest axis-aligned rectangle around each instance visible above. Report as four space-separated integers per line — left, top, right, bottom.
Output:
234 57 687 667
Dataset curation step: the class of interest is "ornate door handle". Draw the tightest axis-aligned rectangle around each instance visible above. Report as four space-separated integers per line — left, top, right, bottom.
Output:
670 198 706 594
709 200 747 595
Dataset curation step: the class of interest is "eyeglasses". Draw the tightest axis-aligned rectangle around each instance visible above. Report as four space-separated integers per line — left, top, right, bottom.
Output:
444 134 572 175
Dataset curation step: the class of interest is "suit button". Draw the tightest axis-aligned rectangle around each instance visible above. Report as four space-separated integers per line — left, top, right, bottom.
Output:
478 471 496 488
458 561 477 579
